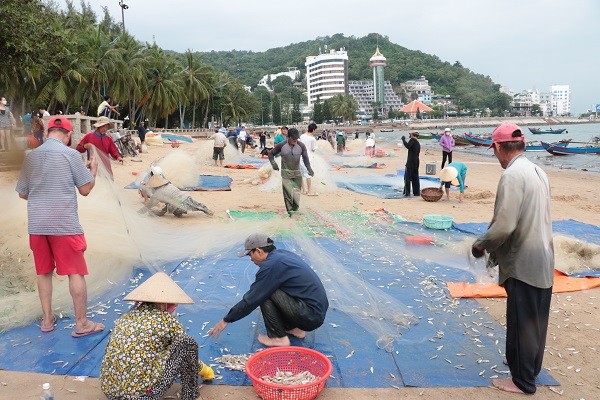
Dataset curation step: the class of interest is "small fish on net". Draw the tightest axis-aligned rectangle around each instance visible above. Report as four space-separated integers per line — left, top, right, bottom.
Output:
260 370 320 385
213 354 253 371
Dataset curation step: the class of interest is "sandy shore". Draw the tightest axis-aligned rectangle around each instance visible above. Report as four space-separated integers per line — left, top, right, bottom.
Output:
0 135 598 399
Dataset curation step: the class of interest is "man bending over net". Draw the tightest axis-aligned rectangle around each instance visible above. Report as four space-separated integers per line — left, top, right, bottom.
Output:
141 167 213 217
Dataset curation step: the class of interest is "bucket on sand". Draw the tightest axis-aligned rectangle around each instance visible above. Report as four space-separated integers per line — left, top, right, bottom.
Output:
426 163 436 175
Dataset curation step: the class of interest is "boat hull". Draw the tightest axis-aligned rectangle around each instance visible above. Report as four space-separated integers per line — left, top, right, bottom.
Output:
529 127 567 135
541 141 600 155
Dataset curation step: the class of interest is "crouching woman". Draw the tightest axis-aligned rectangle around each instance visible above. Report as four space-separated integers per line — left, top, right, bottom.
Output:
100 272 213 400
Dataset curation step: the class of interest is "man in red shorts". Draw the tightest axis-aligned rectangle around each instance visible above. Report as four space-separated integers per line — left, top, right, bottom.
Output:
16 116 105 337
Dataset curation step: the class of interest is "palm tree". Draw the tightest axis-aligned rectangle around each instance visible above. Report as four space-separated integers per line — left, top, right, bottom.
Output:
181 50 212 128
138 45 185 126
35 48 86 112
75 25 122 113
111 33 149 124
329 94 358 123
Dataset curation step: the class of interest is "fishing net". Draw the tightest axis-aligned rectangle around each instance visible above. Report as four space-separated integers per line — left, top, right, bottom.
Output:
553 234 600 275
0 147 271 330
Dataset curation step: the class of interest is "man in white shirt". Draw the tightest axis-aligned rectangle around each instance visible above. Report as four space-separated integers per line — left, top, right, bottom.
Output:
299 123 318 196
238 126 247 153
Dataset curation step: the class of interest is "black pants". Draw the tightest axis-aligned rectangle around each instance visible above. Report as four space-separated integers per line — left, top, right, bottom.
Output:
403 162 420 196
504 278 552 394
260 289 323 338
441 151 452 169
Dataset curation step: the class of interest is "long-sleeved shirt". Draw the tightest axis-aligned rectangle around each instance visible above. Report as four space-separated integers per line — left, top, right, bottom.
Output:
402 136 420 166
268 140 313 179
439 134 455 153
76 131 121 160
100 303 186 398
446 161 467 193
224 249 328 324
474 154 554 289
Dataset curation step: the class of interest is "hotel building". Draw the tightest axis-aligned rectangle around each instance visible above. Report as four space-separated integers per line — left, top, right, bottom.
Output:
305 49 349 106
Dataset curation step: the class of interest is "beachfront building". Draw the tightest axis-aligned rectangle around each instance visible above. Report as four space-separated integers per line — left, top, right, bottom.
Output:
348 80 403 116
258 68 301 90
551 84 571 116
400 76 433 104
305 48 349 106
370 47 387 110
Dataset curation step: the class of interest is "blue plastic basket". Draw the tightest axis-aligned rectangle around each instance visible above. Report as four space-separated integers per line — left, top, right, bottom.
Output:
422 214 454 230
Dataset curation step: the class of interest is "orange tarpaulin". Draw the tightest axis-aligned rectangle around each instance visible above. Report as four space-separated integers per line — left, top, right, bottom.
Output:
447 269 600 298
224 164 259 169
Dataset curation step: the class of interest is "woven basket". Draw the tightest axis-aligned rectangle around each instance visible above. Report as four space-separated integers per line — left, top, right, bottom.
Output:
421 187 443 202
423 214 454 230
246 346 332 400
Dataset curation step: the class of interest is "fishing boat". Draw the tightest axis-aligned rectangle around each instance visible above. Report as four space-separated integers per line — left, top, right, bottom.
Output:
525 139 570 152
431 132 470 146
541 138 600 155
529 127 567 135
464 133 492 147
379 128 394 133
417 132 434 140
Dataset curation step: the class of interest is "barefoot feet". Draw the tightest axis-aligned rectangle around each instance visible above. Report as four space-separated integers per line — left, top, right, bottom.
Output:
286 328 306 338
258 334 290 347
491 378 525 394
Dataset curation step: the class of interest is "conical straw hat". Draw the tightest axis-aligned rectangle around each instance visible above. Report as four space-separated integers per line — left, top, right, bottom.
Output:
439 166 459 186
147 174 169 188
124 272 194 304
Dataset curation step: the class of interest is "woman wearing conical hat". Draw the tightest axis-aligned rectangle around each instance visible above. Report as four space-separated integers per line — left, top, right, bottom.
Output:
438 161 468 202
100 272 213 400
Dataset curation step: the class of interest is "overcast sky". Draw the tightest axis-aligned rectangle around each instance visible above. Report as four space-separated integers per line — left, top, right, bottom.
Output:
55 0 598 114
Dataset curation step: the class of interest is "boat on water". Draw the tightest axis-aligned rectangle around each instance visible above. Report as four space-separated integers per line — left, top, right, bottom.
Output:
431 132 470 146
417 132 434 140
541 138 600 155
529 127 567 135
525 139 570 152
379 128 394 132
464 133 572 151
464 133 492 147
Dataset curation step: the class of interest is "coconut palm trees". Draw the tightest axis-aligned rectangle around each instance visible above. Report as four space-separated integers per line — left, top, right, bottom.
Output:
0 1 258 128
328 94 358 123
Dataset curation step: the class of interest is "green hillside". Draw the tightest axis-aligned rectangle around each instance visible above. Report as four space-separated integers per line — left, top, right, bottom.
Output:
195 33 511 113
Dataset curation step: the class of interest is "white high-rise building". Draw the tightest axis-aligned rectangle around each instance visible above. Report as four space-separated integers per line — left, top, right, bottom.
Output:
305 49 348 106
551 85 571 116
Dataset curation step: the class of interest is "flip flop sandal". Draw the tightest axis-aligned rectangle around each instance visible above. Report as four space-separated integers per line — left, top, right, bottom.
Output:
71 321 105 338
40 315 57 333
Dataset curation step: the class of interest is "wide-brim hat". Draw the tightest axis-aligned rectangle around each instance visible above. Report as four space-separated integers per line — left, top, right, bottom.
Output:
147 174 169 188
124 272 194 304
439 166 459 186
93 116 112 128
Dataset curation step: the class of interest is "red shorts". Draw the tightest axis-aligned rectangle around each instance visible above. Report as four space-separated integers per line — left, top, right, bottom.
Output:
29 234 89 276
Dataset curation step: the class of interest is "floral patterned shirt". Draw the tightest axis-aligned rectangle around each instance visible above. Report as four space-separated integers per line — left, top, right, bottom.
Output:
100 303 185 398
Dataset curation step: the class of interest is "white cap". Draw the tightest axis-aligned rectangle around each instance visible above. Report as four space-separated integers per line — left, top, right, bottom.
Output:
42 383 50 390
150 166 163 176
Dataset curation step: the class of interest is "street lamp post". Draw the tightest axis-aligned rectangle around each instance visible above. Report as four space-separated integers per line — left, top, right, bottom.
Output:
118 1 129 31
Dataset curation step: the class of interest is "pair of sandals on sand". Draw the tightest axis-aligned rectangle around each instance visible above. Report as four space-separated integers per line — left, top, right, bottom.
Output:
41 315 105 338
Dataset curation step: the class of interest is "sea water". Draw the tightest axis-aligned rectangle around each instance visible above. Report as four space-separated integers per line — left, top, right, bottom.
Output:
373 122 600 173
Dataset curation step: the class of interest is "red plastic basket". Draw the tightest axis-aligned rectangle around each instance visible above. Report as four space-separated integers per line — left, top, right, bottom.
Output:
245 346 332 400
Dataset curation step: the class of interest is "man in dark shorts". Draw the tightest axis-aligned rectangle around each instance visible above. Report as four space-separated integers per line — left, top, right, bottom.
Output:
211 127 227 167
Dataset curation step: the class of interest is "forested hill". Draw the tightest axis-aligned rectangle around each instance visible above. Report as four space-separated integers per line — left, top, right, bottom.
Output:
194 33 510 112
